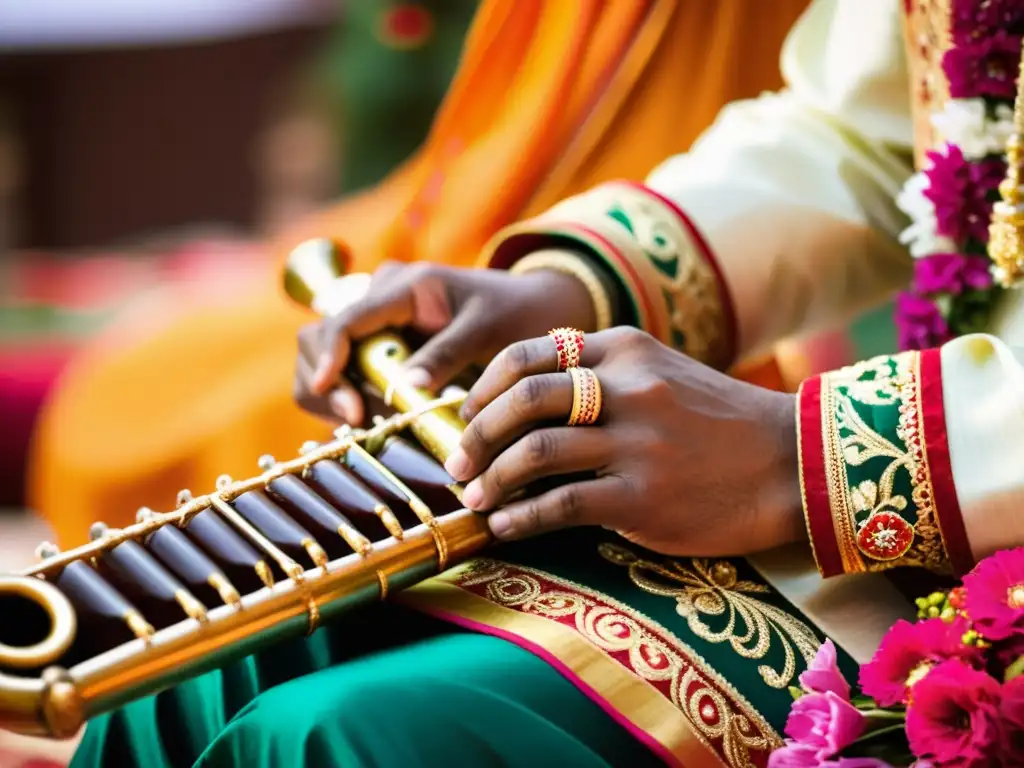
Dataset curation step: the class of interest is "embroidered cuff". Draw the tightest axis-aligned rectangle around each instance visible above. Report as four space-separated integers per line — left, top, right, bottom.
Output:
797 350 973 578
481 180 737 370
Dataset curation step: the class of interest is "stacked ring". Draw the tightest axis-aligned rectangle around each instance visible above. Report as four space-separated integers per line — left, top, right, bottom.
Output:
549 327 585 371
568 367 602 426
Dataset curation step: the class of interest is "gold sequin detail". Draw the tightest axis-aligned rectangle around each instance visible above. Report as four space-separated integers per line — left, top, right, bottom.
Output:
599 544 820 690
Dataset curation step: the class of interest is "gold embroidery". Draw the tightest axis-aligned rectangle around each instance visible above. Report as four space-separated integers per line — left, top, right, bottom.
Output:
608 191 728 367
451 558 779 766
820 353 950 573
598 544 820 690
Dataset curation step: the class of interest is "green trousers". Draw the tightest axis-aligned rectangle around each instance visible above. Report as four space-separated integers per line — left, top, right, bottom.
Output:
71 603 663 768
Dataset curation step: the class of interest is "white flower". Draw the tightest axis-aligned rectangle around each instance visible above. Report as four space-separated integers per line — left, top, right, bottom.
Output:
896 171 956 258
930 99 1014 160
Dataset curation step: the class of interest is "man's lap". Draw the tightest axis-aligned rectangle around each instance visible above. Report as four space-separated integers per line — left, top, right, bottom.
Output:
71 605 659 768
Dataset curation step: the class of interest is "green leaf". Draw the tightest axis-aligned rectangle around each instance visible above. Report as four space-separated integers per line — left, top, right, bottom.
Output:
1004 655 1024 682
788 686 804 701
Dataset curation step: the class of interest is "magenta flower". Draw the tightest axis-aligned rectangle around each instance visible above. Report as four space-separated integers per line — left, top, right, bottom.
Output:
906 660 1003 767
768 746 893 768
860 618 980 706
1001 675 1024 762
914 253 994 296
800 640 851 699
944 30 1023 100
963 548 1024 641
923 145 1005 244
776 690 866 763
951 0 1024 44
895 292 952 351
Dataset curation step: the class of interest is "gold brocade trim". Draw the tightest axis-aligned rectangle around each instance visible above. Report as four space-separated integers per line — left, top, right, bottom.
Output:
598 544 820 690
819 353 950 573
819 371 863 573
403 558 781 767
530 183 732 368
902 0 953 169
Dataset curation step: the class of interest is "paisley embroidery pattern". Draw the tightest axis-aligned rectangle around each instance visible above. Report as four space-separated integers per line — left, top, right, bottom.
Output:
818 352 950 573
598 544 820 690
444 558 781 767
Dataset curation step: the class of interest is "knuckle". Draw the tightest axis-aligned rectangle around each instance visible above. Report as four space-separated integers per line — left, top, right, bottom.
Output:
463 418 488 457
512 376 545 411
524 430 557 467
629 374 673 406
554 485 583 524
501 342 532 378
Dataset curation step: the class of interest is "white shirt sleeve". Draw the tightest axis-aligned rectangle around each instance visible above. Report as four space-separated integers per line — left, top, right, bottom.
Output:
645 0 915 356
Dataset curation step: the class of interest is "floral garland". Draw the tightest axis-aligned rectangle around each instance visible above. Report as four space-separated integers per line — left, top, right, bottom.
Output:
894 1 1024 350
769 548 1024 767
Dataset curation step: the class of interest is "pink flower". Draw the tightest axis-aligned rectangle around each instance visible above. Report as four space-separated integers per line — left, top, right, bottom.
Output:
784 691 866 760
768 743 892 768
923 145 1005 244
914 253 993 296
800 640 851 699
895 292 951 351
951 0 1024 44
963 548 1024 641
906 660 1002 767
1001 675 1024 764
860 618 980 706
944 30 1023 100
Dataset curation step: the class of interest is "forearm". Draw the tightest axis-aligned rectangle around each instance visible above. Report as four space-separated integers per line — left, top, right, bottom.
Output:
797 334 1024 579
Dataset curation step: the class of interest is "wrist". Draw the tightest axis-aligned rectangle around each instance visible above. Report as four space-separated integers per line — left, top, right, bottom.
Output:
760 392 807 549
509 249 614 332
518 267 598 333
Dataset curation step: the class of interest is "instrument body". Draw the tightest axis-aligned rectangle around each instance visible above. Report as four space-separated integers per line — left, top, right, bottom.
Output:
0 240 492 738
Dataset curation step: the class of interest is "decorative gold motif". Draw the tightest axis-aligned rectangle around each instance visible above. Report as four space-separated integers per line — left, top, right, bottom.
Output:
448 558 779 767
598 544 820 690
607 190 729 367
567 367 602 426
988 38 1024 286
820 353 950 574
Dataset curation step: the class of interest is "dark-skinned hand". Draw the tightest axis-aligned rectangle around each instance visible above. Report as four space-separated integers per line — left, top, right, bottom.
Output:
293 255 596 425
444 327 808 557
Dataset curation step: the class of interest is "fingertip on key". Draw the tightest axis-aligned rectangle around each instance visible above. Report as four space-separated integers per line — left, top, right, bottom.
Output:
488 512 512 538
444 449 471 481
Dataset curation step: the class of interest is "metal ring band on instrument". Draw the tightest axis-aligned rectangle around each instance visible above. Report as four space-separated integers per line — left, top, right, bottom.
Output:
0 577 77 669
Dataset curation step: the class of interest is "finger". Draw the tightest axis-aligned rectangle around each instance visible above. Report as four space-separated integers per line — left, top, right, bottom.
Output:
296 354 364 425
486 475 631 541
311 283 417 395
461 337 560 423
461 427 614 511
403 301 488 391
446 372 572 481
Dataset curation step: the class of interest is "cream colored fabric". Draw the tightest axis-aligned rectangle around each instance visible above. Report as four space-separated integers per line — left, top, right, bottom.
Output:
645 0 914 357
939 334 1024 561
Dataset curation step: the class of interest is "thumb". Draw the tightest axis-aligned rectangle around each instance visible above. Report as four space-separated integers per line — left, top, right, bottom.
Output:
403 304 487 391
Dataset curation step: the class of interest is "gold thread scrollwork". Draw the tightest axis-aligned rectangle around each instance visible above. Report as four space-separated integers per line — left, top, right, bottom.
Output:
598 544 820 690
445 558 779 766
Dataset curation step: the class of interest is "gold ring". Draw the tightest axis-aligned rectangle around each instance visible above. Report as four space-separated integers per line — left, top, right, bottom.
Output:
567 367 602 426
549 327 585 372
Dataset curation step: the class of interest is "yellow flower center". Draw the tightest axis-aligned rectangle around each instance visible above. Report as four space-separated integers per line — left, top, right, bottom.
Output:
1007 584 1024 609
906 661 933 688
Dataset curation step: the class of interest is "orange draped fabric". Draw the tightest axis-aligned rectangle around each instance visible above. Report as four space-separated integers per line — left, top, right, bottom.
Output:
30 0 808 546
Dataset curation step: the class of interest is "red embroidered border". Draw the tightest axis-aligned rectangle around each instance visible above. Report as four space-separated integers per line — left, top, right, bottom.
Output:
438 561 779 767
918 348 973 575
798 375 845 577
620 180 739 363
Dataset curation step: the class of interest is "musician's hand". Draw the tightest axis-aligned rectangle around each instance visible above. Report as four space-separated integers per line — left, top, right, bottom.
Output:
293 257 597 425
444 327 806 557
